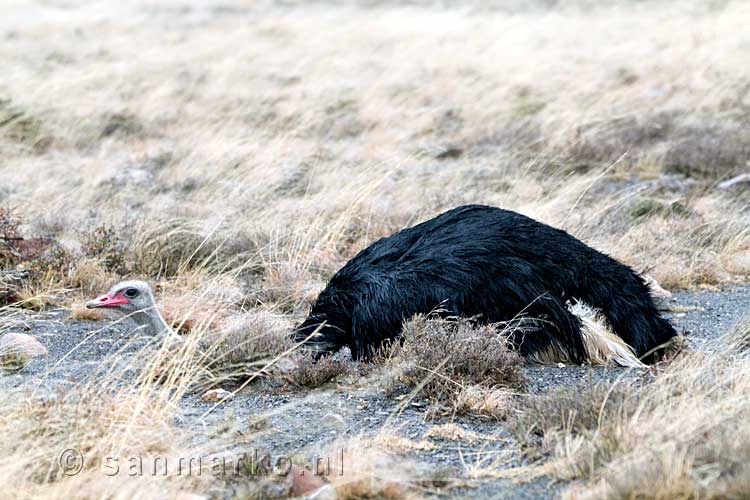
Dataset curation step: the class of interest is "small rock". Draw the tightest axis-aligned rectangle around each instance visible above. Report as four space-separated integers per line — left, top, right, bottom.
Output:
321 412 346 428
290 465 327 497
201 388 234 403
0 332 47 369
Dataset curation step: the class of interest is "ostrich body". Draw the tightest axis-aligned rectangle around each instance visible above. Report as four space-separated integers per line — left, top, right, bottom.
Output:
295 205 678 365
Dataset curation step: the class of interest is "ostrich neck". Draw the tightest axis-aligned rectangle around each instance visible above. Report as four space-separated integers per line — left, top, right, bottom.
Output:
131 307 172 336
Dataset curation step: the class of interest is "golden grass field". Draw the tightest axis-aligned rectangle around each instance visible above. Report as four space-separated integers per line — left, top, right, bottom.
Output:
1 0 750 499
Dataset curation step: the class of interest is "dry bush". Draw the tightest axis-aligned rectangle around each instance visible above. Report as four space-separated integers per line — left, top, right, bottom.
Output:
560 114 672 167
509 323 750 499
379 315 524 417
0 207 68 282
0 207 22 266
80 224 127 273
284 353 354 389
0 208 78 307
663 124 750 179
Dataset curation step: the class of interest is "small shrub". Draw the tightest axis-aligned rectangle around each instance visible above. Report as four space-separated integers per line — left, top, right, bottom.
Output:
380 315 524 417
285 353 353 388
81 224 126 273
0 207 22 266
29 243 74 283
664 125 750 179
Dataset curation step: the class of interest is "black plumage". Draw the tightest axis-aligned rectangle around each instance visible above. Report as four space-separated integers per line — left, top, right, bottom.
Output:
294 205 676 364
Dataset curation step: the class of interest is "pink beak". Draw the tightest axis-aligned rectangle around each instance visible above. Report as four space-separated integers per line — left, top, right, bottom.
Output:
86 291 130 309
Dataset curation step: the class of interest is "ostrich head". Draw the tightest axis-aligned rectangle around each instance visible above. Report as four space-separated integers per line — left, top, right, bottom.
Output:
86 280 174 337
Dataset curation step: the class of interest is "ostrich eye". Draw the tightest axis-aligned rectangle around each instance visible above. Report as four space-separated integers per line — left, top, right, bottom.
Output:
124 288 139 298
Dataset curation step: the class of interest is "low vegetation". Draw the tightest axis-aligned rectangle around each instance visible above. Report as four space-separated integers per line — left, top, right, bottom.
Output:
509 319 750 499
1 0 749 498
379 315 524 418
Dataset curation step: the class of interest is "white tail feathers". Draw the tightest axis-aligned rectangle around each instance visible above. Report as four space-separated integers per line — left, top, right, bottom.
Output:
567 300 645 368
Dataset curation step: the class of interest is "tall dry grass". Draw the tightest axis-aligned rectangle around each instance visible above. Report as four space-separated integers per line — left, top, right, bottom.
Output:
507 318 750 499
1 0 749 305
1 0 750 498
0 297 425 499
0 316 216 499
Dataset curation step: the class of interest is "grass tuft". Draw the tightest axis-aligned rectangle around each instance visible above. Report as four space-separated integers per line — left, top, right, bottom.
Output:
379 315 524 417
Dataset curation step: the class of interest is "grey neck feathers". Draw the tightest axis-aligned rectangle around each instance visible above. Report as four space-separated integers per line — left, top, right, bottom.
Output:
131 307 172 336
129 288 172 336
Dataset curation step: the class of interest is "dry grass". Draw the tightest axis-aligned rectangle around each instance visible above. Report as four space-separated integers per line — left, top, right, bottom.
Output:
0 307 362 499
1 0 749 304
1 0 750 497
379 315 524 418
0 326 221 499
193 308 354 390
509 318 750 499
423 423 485 444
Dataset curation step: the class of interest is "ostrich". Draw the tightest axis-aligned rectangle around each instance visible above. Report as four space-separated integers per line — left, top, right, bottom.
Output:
86 280 179 338
294 205 678 366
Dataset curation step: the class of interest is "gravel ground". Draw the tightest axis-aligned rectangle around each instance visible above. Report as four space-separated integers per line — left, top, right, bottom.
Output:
1 283 748 498
668 284 750 346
